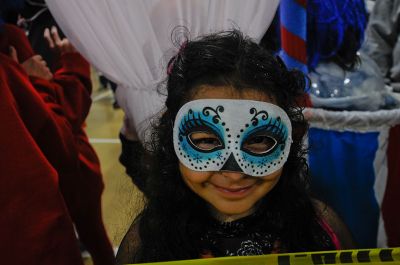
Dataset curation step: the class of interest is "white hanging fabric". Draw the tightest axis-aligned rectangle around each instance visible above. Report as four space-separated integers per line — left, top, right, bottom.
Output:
45 0 279 140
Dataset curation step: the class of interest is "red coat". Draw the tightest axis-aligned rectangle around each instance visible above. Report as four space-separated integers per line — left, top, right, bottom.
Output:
31 53 115 265
0 24 114 264
0 53 84 265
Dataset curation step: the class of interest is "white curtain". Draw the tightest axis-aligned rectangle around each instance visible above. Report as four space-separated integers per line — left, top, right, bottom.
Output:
46 0 279 141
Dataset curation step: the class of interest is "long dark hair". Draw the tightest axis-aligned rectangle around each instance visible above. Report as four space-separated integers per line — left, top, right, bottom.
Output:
132 30 334 262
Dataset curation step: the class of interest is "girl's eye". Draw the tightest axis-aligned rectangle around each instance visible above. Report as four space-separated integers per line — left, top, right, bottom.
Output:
242 135 277 155
188 131 222 151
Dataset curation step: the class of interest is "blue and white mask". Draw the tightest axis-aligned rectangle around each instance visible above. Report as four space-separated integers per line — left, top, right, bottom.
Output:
173 99 292 177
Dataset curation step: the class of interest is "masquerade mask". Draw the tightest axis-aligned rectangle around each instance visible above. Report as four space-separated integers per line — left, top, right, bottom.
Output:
173 99 292 177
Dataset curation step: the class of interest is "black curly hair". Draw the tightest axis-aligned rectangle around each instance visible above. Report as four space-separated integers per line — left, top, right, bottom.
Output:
122 29 336 263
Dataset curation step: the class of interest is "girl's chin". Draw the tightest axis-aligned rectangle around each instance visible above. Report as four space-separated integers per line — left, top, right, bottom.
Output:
209 204 255 222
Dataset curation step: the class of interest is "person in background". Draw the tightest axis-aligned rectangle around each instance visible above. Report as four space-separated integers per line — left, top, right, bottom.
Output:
306 0 392 111
1 1 115 263
365 0 400 91
1 2 84 263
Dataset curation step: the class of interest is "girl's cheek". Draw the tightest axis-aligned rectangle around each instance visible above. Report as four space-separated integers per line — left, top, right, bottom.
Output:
179 162 213 183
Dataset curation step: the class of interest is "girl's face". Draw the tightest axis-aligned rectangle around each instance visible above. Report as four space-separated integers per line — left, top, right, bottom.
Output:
178 85 284 221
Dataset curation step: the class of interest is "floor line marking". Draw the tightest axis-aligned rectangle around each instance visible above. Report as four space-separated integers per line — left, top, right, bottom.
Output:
89 138 120 144
92 90 113 102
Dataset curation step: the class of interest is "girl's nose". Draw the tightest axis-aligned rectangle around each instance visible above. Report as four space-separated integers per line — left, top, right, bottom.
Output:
221 171 246 181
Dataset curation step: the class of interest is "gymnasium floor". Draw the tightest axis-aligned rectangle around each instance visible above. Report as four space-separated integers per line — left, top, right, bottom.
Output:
83 71 144 264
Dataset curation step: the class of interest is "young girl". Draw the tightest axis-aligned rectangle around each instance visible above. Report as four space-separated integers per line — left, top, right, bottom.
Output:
116 29 354 263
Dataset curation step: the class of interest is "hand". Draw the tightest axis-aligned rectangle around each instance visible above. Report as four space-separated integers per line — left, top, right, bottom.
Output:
9 46 53 80
44 26 76 55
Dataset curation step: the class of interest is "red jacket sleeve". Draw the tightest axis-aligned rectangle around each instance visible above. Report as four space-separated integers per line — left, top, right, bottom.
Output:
30 52 93 133
6 57 80 176
1 23 92 133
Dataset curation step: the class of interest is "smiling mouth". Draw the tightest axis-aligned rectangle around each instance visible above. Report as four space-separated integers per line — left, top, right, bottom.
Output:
212 183 255 197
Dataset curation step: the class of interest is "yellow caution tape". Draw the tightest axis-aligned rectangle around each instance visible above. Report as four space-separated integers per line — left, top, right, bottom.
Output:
127 247 400 265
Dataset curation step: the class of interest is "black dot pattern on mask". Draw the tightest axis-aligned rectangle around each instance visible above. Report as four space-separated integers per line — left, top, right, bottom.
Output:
226 128 230 132
245 124 249 127
222 122 226 126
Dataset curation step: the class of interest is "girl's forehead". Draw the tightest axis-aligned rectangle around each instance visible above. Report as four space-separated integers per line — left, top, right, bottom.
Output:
189 85 276 104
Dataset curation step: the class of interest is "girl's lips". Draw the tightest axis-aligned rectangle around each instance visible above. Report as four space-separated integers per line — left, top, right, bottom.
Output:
211 183 255 198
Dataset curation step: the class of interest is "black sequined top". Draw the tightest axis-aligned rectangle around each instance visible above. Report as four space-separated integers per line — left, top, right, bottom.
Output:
199 212 337 257
199 213 279 257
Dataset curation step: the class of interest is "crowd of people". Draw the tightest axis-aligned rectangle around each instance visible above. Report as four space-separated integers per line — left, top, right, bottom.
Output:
1 0 399 264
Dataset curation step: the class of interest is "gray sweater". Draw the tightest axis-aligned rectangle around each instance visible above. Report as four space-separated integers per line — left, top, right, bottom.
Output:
366 0 400 83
